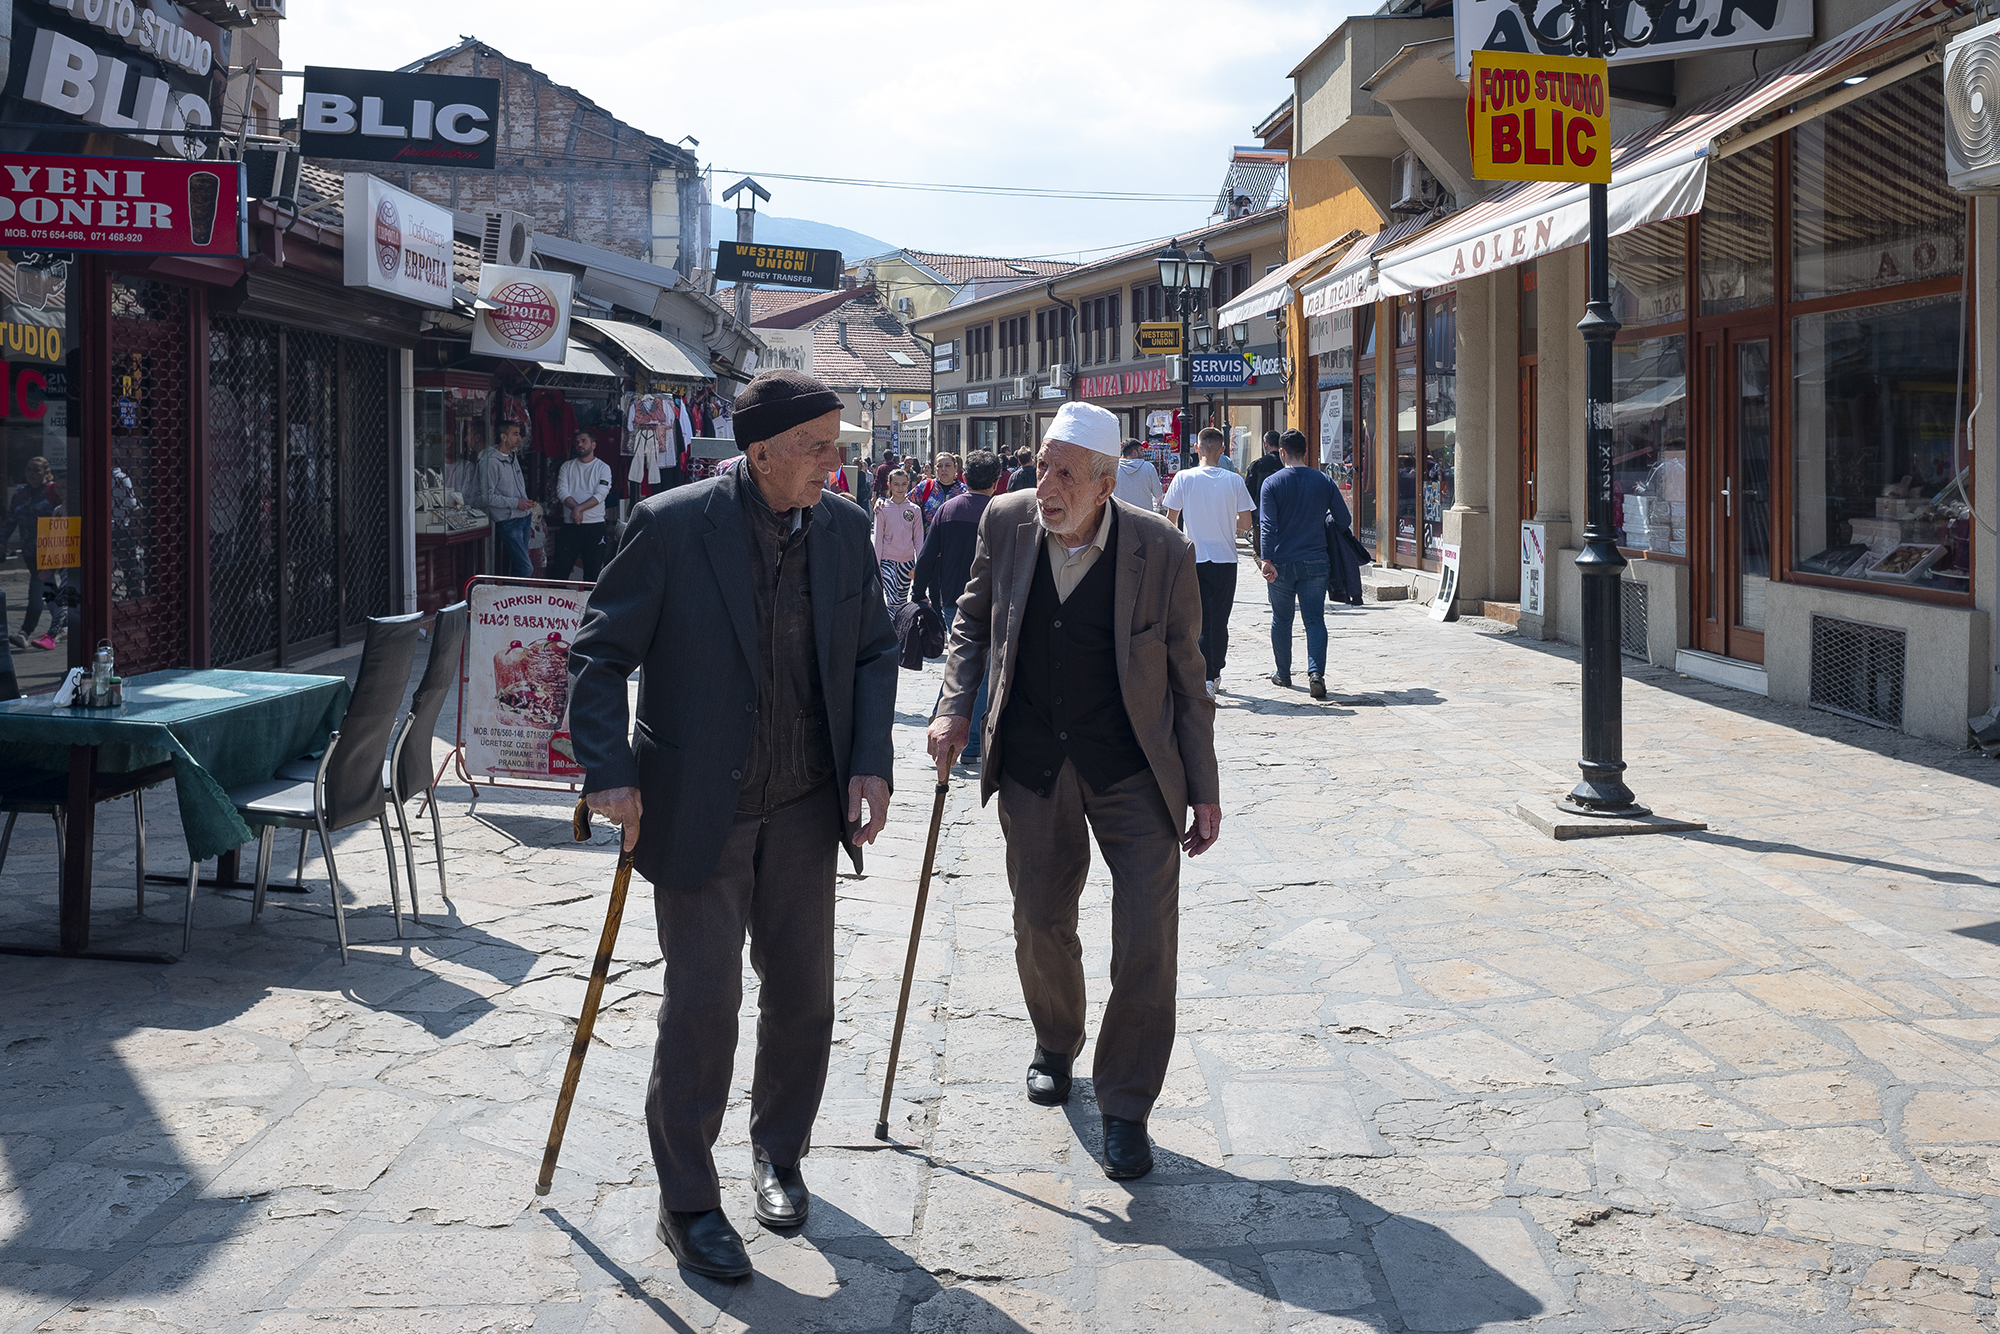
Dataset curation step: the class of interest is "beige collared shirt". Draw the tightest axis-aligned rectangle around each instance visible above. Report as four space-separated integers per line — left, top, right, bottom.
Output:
1040 500 1114 602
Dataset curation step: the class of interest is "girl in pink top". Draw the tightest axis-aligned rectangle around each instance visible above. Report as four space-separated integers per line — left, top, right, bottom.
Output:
872 470 925 609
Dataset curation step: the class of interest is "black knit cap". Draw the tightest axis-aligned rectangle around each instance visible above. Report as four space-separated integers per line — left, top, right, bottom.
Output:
734 370 843 449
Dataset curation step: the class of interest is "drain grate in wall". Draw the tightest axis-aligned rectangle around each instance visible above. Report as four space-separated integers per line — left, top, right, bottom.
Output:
1620 581 1649 660
1809 614 1905 729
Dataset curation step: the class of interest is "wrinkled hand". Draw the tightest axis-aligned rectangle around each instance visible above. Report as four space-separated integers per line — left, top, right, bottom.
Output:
585 786 642 852
927 714 971 779
1183 802 1222 857
847 774 890 845
1261 560 1277 584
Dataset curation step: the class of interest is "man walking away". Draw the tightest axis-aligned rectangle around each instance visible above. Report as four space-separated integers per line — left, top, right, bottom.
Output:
1113 439 1163 513
1163 427 1253 700
479 421 534 577
552 431 613 581
913 448 1002 760
1008 447 1039 492
1258 428 1342 700
1245 430 1285 560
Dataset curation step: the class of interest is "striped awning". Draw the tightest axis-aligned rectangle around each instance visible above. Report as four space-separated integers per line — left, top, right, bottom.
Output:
1370 0 1954 297
1212 230 1362 327
1298 212 1446 316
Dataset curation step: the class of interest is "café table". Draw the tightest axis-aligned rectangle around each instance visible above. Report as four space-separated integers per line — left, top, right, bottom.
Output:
0 668 350 961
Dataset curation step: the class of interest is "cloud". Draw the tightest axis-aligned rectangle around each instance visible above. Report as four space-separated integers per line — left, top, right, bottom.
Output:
280 0 1373 257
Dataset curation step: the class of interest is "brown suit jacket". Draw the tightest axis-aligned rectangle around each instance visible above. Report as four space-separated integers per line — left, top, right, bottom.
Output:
937 490 1218 825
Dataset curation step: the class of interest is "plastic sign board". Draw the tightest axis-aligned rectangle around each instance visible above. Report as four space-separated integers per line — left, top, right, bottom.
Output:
471 265 575 359
1136 322 1182 356
37 515 79 570
1189 351 1251 390
462 581 586 780
1455 0 1812 77
1469 52 1611 185
342 174 452 308
300 67 500 170
715 241 842 290
0 151 245 256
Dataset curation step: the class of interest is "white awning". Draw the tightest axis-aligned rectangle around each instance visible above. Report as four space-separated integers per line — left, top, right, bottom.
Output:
574 317 714 382
535 339 621 379
1212 231 1360 327
1298 212 1441 317
1372 0 1952 298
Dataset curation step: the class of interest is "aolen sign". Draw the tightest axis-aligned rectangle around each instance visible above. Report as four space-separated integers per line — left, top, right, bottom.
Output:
1468 51 1610 185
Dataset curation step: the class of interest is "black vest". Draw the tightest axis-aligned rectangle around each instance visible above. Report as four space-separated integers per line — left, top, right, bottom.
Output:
999 516 1148 797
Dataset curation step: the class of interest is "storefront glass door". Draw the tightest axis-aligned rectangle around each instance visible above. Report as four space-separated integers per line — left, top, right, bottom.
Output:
1696 331 1772 662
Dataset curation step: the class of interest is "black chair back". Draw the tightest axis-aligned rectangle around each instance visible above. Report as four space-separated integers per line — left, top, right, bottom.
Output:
394 602 467 800
0 590 16 701
321 612 423 829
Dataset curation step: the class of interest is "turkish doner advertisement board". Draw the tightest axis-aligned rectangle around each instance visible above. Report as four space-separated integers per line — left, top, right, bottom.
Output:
464 582 586 780
1469 52 1611 185
471 265 575 360
0 152 245 257
343 174 453 308
714 241 843 290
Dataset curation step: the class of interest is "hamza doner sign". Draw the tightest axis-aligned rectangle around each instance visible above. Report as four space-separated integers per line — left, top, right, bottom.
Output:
715 242 843 291
1468 51 1611 185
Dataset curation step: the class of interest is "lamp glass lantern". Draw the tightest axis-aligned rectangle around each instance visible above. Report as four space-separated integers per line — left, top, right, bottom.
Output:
1194 324 1214 349
1185 244 1216 291
1156 241 1188 290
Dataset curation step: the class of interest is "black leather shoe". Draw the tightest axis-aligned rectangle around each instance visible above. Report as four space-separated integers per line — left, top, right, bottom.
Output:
1101 1115 1154 1180
1026 1046 1073 1105
1309 674 1327 700
656 1207 752 1280
752 1160 810 1229
1268 671 1292 688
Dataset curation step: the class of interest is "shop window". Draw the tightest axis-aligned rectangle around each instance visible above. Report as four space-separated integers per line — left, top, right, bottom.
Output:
1610 221 1688 329
966 325 992 381
1792 70 1963 303
1700 141 1775 315
1396 294 1419 347
1792 292 1969 592
1422 292 1457 560
940 422 961 452
1611 335 1689 554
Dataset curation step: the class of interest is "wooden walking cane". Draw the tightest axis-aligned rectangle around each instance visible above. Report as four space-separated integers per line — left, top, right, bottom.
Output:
876 778 951 1141
536 798 634 1195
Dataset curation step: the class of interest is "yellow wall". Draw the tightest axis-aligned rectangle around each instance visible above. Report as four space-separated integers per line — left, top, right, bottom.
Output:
1285 155 1378 456
853 255 959 324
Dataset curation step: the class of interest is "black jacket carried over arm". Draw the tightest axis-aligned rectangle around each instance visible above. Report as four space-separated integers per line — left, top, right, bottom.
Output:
566 470 899 893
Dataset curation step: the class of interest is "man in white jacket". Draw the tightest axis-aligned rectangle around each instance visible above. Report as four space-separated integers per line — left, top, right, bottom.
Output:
552 431 614 581
1112 439 1163 513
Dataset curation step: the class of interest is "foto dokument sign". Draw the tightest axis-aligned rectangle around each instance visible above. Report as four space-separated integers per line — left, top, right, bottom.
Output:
342 174 452 308
1468 52 1611 185
714 241 842 291
37 515 79 570
1136 322 1183 356
471 265 575 359
1189 351 1251 390
1454 0 1812 75
0 152 244 257
300 66 500 170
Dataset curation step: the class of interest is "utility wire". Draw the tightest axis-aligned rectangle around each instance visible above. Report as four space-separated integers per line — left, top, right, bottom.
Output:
714 168 1213 203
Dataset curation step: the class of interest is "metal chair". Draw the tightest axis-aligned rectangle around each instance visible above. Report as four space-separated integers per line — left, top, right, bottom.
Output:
385 601 467 918
223 612 423 963
0 763 181 942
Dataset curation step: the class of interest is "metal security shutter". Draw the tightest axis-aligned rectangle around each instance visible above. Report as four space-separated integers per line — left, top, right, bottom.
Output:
1809 614 1906 729
1620 580 1649 661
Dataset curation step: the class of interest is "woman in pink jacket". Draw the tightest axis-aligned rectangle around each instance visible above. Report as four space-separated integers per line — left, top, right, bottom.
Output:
872 469 925 609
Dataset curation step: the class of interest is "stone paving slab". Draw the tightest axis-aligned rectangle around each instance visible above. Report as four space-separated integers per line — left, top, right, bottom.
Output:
3 549 2000 1331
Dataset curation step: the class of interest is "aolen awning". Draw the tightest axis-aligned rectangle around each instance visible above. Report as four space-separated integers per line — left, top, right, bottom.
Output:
1298 211 1444 317
1371 0 1951 298
1213 229 1363 327
536 339 621 379
573 316 714 382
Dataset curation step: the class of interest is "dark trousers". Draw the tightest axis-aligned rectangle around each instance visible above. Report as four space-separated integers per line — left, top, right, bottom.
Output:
646 784 840 1212
1194 560 1237 682
549 522 606 582
997 763 1180 1123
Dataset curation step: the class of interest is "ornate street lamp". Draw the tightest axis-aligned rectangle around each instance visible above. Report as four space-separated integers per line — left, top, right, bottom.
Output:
1157 239 1217 464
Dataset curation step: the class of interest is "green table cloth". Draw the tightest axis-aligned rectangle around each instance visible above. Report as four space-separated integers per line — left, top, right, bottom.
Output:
0 669 351 862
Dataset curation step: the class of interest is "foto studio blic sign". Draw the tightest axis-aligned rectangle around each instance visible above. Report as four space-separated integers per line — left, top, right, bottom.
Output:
471 265 574 359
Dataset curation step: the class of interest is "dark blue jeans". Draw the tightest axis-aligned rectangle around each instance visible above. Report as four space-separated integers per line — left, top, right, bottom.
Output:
495 515 532 578
1266 558 1330 679
940 606 990 756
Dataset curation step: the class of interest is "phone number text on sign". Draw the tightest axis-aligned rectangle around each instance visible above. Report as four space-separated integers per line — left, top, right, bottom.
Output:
1467 51 1611 185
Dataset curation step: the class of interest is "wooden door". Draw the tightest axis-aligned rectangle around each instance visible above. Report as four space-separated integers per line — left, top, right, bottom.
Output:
1695 331 1773 662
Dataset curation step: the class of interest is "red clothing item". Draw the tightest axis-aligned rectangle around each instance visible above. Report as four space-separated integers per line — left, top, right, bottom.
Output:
530 389 578 459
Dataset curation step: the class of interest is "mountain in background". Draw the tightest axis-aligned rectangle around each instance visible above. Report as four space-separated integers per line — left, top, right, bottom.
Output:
708 208 898 265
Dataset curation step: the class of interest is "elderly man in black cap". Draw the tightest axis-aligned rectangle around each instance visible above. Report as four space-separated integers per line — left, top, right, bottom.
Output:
568 369 899 1281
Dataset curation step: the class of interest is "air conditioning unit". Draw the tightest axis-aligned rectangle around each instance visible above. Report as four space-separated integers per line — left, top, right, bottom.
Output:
895 296 914 314
1012 376 1032 399
480 210 535 266
241 141 299 202
1389 150 1440 214
1946 18 2000 193
252 0 286 14
1049 363 1071 387
1168 356 1183 384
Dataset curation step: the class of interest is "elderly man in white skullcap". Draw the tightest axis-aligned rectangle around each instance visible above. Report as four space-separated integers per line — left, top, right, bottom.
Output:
927 401 1220 1180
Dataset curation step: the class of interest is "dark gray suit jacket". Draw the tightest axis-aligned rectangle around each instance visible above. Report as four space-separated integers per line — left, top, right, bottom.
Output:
568 470 899 893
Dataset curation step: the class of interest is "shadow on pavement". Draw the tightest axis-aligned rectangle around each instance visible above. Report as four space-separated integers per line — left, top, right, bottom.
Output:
1689 830 2000 890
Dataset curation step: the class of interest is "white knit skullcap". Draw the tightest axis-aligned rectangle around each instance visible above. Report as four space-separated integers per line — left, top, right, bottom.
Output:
1042 401 1122 457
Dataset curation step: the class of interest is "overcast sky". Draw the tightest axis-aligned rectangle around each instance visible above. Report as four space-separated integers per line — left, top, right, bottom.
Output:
282 0 1375 261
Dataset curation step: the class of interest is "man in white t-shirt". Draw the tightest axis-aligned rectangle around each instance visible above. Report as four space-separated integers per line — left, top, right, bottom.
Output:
1163 427 1253 699
552 431 614 581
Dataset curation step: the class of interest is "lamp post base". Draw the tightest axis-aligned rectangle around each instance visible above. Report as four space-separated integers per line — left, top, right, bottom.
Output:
1556 795 1653 819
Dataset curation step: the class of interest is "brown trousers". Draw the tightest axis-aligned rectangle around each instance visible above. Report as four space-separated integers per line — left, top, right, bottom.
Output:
646 785 839 1212
997 762 1181 1123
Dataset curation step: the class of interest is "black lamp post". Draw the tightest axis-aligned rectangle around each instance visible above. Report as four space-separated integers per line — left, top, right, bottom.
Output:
1510 0 1667 819
1158 238 1216 467
1227 320 1250 454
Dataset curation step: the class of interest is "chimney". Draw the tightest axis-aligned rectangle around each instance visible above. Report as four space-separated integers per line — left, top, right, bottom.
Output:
837 319 848 350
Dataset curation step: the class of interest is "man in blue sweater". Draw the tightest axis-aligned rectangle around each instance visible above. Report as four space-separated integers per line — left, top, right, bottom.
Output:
1257 430 1343 699
914 449 1004 759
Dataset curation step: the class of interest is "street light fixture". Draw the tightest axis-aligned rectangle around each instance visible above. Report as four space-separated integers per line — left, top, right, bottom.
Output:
1157 237 1217 465
1194 324 1214 349
1230 322 1250 347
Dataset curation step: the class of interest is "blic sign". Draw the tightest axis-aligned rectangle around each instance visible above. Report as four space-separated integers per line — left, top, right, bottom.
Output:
22 25 218 158
300 67 500 171
1469 52 1611 185
0 152 245 257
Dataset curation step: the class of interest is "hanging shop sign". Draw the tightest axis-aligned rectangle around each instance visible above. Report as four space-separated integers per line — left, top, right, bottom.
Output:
471 265 575 359
1190 351 1251 390
342 174 452 308
1454 0 1812 76
0 151 244 257
17 4 231 159
755 326 814 374
1135 322 1182 356
714 241 843 291
964 389 990 407
462 581 587 781
300 67 500 170
1469 52 1611 185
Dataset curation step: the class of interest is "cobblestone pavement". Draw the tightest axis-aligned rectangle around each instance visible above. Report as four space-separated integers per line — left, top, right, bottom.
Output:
4 550 2000 1332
